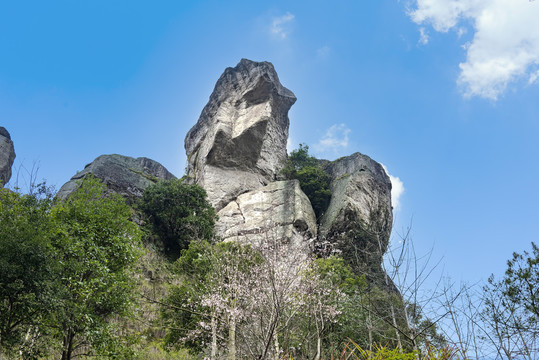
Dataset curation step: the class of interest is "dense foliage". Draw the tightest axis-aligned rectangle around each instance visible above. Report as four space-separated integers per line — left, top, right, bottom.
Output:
140 179 216 256
163 240 264 356
163 240 348 359
0 184 56 358
282 144 331 218
51 176 142 360
0 177 142 359
2 166 537 359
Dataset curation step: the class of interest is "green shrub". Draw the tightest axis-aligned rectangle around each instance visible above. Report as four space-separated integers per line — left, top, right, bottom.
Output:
140 179 217 257
0 186 56 358
282 144 331 218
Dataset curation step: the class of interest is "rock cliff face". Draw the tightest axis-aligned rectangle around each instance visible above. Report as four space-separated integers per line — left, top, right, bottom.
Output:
0 127 16 187
185 58 296 210
319 153 393 279
57 154 176 200
54 59 393 282
185 59 393 278
216 180 317 250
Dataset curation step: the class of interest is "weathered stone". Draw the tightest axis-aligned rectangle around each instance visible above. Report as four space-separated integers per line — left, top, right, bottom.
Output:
183 59 394 286
57 154 176 200
185 58 296 210
216 180 317 252
318 153 393 279
0 127 15 187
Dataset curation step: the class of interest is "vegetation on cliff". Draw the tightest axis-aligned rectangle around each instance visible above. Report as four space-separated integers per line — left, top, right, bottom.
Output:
140 179 217 257
0 177 142 359
282 144 331 219
1 175 537 359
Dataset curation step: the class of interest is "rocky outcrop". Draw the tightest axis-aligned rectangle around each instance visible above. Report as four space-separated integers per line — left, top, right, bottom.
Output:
183 59 394 283
185 58 296 210
0 127 15 187
216 180 317 251
318 153 393 280
57 154 176 200
153 58 399 288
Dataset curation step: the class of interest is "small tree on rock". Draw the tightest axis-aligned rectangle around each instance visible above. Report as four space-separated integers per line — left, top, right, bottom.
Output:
282 144 331 219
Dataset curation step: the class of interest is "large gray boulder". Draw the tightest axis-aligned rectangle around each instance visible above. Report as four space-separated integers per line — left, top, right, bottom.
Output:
0 127 15 187
185 58 296 210
57 154 176 200
216 180 316 252
318 153 393 280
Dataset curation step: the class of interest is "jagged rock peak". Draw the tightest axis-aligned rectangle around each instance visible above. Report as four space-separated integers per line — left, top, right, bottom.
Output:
56 154 176 200
185 58 297 210
0 127 16 187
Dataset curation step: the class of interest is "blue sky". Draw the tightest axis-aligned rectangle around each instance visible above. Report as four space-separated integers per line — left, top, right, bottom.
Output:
2 0 538 287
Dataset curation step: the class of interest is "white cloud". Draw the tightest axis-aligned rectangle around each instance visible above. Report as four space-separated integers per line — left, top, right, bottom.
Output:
271 12 295 39
528 70 539 84
409 0 539 100
419 27 429 45
381 164 405 212
314 124 351 155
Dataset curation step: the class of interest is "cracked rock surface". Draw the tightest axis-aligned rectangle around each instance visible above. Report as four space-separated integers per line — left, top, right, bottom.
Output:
185 58 296 210
216 180 316 251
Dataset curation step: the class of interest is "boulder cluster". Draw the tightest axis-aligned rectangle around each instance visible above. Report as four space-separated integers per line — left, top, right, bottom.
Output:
2 59 394 277
185 59 393 269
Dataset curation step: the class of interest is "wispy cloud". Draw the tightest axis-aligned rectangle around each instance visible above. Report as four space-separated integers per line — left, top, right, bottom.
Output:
313 123 351 155
418 27 429 45
381 164 405 212
271 12 295 39
409 0 539 100
529 70 539 85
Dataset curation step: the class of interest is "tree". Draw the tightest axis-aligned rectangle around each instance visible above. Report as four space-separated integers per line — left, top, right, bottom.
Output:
50 176 142 360
282 144 331 219
163 240 263 360
479 243 539 360
164 236 349 360
502 242 538 324
295 257 358 360
140 179 217 256
0 185 56 358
